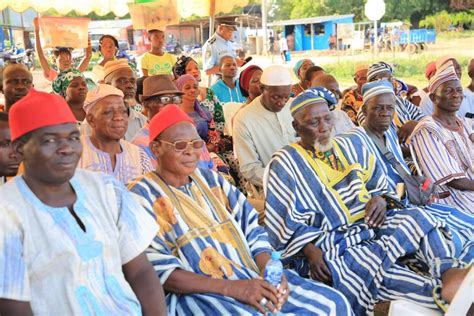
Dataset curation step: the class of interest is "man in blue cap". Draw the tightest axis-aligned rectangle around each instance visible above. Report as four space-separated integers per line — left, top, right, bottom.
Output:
264 86 470 315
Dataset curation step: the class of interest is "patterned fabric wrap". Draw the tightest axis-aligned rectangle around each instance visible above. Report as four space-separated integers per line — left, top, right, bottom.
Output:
428 61 459 94
52 68 85 97
290 87 337 115
367 61 393 81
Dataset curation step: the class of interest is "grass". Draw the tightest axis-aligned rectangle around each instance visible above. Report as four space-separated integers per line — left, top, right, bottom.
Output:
322 55 472 89
437 30 474 40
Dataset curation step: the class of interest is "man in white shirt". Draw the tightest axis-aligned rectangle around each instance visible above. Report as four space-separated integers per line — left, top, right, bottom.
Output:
233 65 297 188
278 34 289 62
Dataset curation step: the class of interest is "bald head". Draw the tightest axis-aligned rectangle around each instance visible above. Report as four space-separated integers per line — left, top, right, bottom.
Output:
310 74 341 99
2 64 33 111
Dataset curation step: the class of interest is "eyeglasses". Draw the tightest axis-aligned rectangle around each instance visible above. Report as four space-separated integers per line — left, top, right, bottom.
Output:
146 95 182 105
159 139 205 151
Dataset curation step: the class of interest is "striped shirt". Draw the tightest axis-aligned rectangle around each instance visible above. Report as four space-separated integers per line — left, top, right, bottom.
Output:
409 116 474 213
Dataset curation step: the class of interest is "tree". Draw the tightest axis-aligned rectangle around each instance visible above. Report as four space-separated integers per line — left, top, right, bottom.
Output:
270 0 451 26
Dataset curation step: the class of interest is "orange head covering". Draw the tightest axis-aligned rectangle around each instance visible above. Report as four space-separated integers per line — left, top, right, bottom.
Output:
425 62 436 80
10 89 77 141
149 104 193 142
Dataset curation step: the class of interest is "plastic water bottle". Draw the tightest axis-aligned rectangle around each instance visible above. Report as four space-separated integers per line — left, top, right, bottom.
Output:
263 251 283 315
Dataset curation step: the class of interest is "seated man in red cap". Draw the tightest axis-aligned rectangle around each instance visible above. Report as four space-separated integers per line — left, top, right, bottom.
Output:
0 89 166 315
78 84 152 185
128 104 352 316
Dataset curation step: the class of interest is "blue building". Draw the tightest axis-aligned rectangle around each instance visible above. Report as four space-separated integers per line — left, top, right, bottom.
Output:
269 14 354 51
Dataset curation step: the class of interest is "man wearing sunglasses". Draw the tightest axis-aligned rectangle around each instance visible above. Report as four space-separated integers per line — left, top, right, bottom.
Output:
127 104 352 316
132 75 215 171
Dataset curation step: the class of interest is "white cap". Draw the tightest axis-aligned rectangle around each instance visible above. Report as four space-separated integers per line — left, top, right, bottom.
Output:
84 84 124 114
260 65 292 86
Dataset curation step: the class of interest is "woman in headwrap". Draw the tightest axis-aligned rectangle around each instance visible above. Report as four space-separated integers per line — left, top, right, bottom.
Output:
175 74 213 143
173 56 226 133
176 74 246 191
223 65 263 138
239 65 263 105
176 75 231 175
52 68 88 124
291 58 314 96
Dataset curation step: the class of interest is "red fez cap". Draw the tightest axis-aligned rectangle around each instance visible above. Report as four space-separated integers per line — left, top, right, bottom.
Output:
239 65 262 93
425 62 436 80
10 89 77 141
149 104 193 142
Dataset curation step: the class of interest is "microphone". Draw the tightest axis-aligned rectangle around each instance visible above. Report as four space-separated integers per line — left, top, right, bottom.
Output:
240 56 253 67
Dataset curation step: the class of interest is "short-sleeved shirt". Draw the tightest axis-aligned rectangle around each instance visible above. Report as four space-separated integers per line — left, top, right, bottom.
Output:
202 32 236 71
279 37 288 52
0 170 158 315
140 52 176 75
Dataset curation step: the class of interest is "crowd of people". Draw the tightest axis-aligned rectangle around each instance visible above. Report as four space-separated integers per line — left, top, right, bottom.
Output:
0 20 473 316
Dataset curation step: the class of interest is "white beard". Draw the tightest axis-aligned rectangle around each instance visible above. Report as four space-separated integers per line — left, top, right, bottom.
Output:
314 138 333 153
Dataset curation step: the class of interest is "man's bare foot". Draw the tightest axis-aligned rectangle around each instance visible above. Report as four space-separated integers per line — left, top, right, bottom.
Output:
441 267 470 303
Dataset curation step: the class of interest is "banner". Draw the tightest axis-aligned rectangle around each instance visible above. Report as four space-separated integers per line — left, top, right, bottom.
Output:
336 23 355 39
39 17 90 48
128 0 180 30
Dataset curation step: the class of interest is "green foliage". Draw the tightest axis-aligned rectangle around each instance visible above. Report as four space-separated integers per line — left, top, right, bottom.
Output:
270 0 450 25
321 54 470 89
318 55 471 89
420 10 474 31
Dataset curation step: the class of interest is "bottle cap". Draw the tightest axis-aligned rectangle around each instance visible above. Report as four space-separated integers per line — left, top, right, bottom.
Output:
271 251 281 260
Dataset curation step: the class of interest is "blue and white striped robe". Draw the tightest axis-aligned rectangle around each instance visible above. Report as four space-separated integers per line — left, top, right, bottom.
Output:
129 168 352 315
264 137 463 315
357 96 425 131
343 127 473 263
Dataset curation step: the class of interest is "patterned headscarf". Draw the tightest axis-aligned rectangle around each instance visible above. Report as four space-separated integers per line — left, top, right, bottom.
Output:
175 74 211 122
293 59 313 77
290 87 336 116
361 79 395 103
52 68 85 98
239 65 262 94
173 55 197 78
367 61 393 82
428 61 459 94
